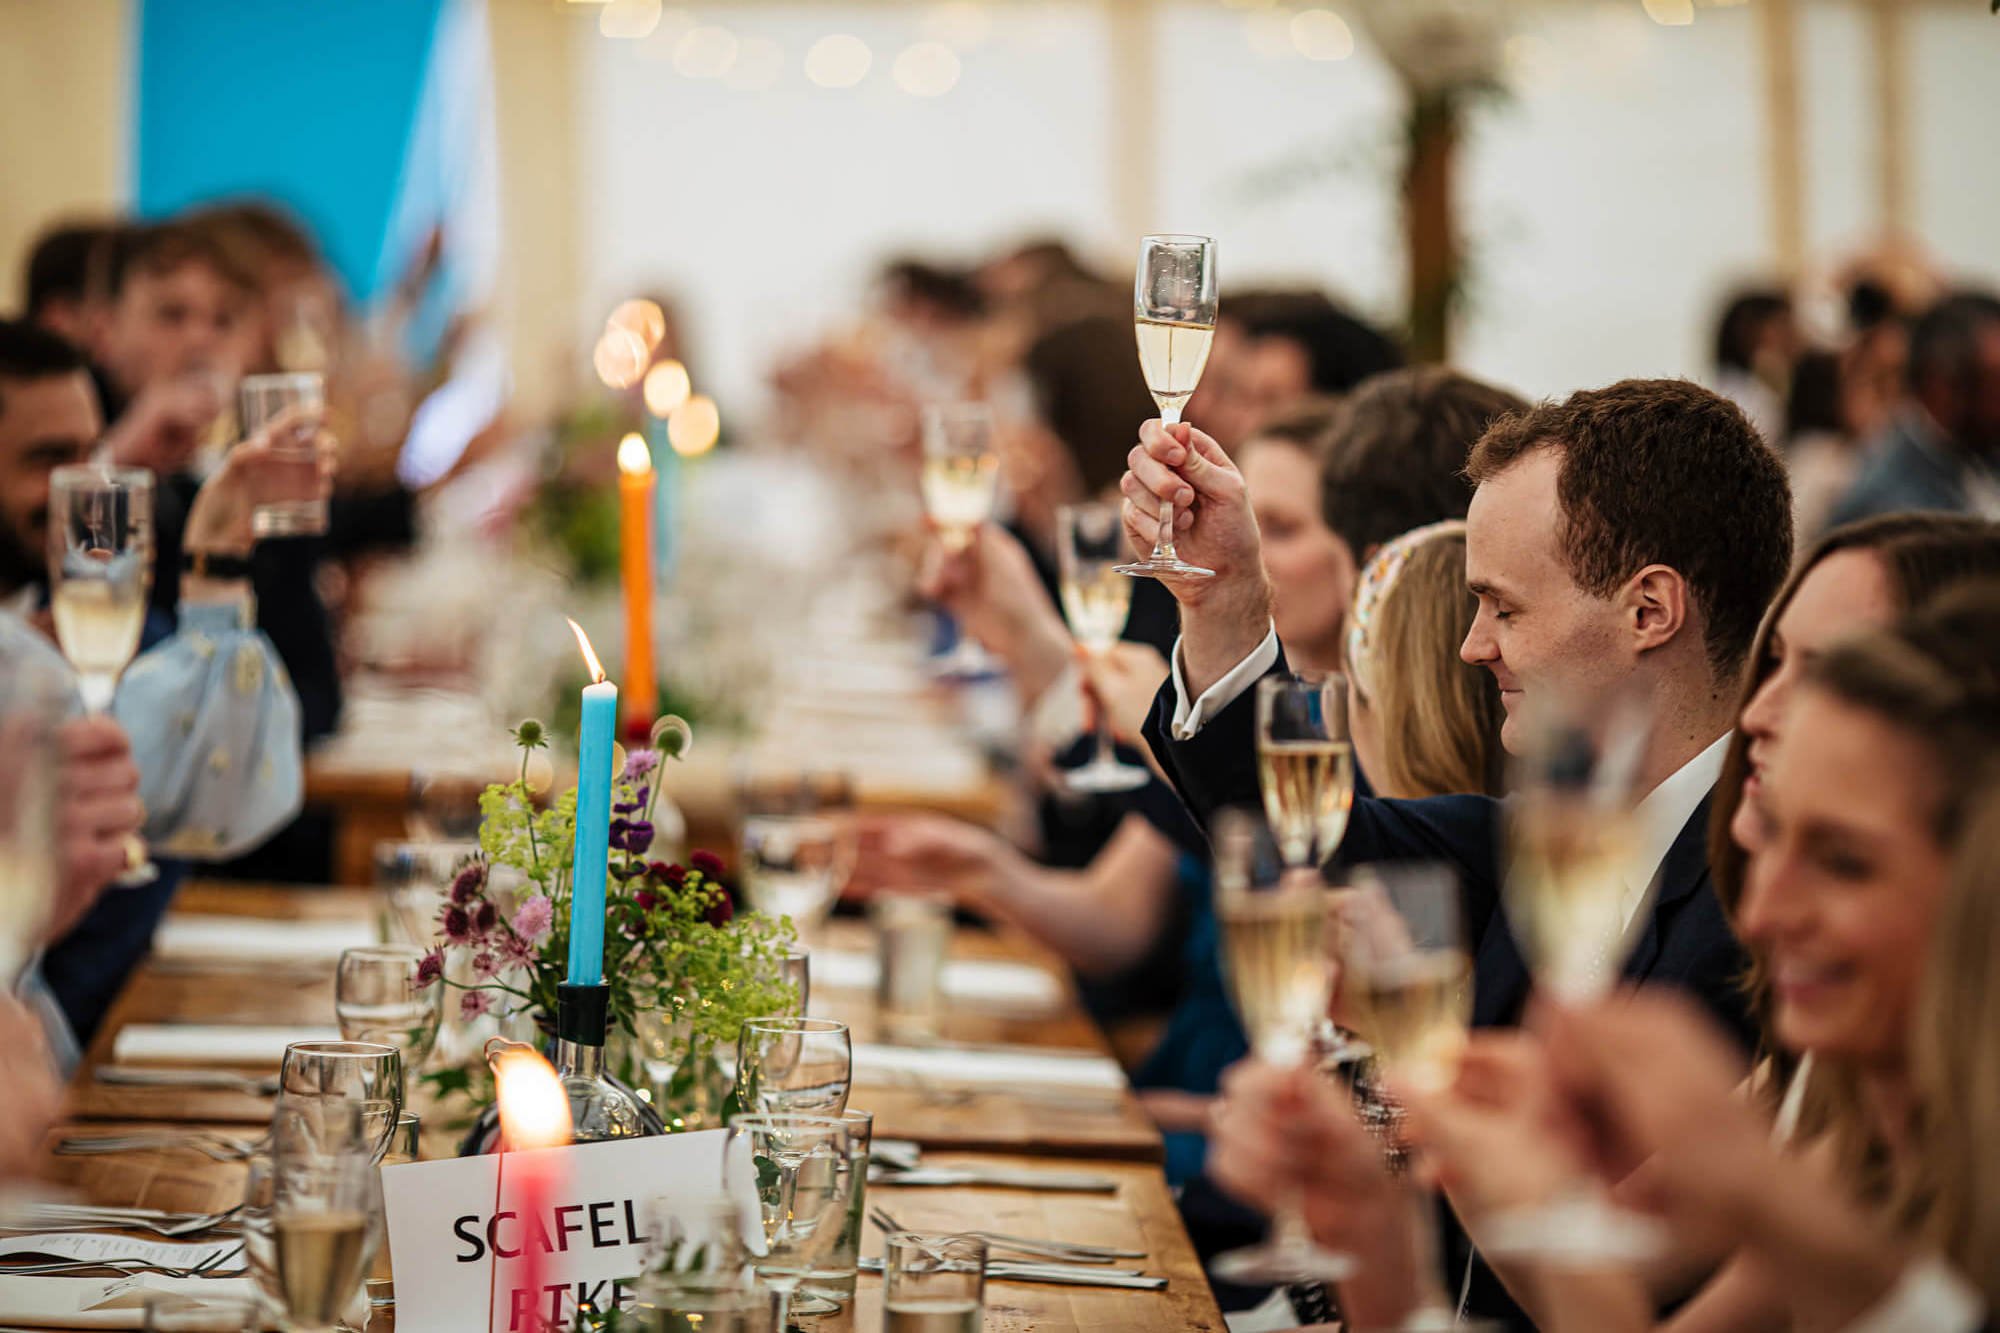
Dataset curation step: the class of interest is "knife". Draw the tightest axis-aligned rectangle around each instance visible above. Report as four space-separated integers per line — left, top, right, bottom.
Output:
869 1167 1118 1193
858 1257 1165 1289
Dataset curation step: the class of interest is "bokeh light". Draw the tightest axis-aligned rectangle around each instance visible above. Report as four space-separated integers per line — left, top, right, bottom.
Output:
893 42 962 97
727 35 785 91
1289 9 1354 61
674 24 740 79
667 395 722 456
643 359 692 418
921 2 991 50
805 34 873 89
1642 0 1695 25
607 298 666 351
593 326 649 389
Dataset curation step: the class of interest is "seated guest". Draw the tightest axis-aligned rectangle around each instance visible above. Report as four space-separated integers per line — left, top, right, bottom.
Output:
1708 286 1797 445
1188 290 1403 452
1829 292 2000 527
20 219 120 353
0 994 64 1180
0 320 304 1040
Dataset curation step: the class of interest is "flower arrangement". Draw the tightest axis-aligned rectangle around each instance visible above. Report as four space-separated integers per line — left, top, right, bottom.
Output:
419 715 796 1113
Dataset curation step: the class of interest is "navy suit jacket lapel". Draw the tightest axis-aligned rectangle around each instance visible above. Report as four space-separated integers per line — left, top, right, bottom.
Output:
1622 793 1716 982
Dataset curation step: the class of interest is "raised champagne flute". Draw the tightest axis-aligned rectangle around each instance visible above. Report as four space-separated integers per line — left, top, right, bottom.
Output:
1482 692 1666 1267
1255 673 1355 869
1055 502 1150 793
0 660 61 988
1118 233 1217 580
46 463 156 885
1207 808 1354 1285
920 402 1003 678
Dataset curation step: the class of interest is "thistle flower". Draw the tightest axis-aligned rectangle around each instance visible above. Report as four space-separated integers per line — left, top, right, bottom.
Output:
623 749 660 780
460 990 494 1020
414 947 445 990
441 905 472 944
450 862 487 905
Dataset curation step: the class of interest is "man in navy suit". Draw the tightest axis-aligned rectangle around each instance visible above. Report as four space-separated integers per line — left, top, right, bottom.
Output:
1121 377 1794 1325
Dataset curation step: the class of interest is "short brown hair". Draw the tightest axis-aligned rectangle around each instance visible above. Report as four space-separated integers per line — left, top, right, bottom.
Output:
1318 367 1527 557
107 221 257 300
1464 378 1792 675
1241 396 1341 454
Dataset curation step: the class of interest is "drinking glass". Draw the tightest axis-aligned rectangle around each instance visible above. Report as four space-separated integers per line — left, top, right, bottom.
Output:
723 1114 853 1333
883 1233 986 1333
335 944 443 1099
1484 693 1665 1267
1255 673 1355 869
920 402 1003 678
0 659 61 987
737 772 856 936
1206 809 1353 1285
269 1134 379 1332
1056 501 1150 793
47 463 156 884
871 894 950 1044
365 1111 421 1309
1118 233 1217 580
803 1107 873 1304
372 839 479 945
638 1191 765 1331
238 371 329 537
782 945 811 1016
736 1017 852 1117
276 1040 404 1162
1336 862 1474 1323
241 1155 281 1316
141 1294 262 1331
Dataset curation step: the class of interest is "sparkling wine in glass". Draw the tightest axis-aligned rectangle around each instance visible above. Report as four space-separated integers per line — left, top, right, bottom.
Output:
1338 863 1472 1099
1207 809 1354 1285
1255 673 1355 868
1483 693 1667 1268
1056 502 1150 793
47 463 156 885
238 372 330 537
1118 233 1217 581
0 661 61 987
921 402 1003 678
334 945 443 1102
723 1113 853 1333
736 1016 852 1117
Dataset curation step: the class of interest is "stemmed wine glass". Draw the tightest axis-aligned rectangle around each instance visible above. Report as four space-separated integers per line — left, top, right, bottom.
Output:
1482 693 1666 1267
1055 502 1150 793
1206 809 1354 1285
334 945 443 1103
1118 233 1217 580
737 770 856 937
724 1113 854 1333
736 1016 852 1117
276 1040 404 1163
0 659 62 987
46 463 156 884
920 402 1003 677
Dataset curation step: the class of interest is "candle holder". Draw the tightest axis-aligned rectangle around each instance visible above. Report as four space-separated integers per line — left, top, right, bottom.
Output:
555 982 658 1143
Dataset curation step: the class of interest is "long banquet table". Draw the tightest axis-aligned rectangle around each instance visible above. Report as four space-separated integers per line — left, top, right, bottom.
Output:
32 882 1225 1331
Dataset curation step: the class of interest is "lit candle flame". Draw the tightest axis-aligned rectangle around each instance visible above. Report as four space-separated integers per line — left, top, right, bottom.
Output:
617 432 652 476
567 617 607 684
493 1045 572 1151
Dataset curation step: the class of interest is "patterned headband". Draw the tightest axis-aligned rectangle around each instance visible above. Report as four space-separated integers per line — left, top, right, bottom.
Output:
1345 518 1469 700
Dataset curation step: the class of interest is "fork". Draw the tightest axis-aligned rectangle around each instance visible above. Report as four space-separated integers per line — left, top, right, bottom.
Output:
4 1204 243 1238
94 1065 281 1096
869 1205 1138 1262
54 1131 264 1162
0 1240 245 1280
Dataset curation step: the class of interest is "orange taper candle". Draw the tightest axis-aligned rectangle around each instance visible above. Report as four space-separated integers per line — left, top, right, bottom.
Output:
616 433 657 730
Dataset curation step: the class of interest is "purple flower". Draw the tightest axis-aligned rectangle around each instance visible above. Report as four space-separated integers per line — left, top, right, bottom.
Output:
414 947 445 990
472 901 499 936
705 892 734 927
691 850 725 879
624 821 654 855
612 799 640 816
459 990 494 1021
623 749 660 780
661 862 688 888
512 894 553 945
635 890 658 912
449 862 487 905
441 905 472 945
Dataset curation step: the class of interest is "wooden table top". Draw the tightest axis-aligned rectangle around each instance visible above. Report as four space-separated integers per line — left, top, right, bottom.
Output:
29 883 1220 1331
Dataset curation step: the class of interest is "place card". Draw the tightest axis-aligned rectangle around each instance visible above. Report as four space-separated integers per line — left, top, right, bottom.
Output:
379 1131 757 1332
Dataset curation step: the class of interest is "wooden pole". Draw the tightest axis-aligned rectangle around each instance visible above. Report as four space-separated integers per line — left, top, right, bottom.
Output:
1105 0 1158 249
1755 0 1805 278
1868 0 1911 237
1404 92 1459 365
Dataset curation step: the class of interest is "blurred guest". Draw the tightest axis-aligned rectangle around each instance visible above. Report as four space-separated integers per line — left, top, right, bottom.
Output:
1829 292 2000 527
1187 289 1403 451
0 994 63 1178
1710 287 1797 444
1782 349 1861 541
20 219 119 352
0 320 304 1039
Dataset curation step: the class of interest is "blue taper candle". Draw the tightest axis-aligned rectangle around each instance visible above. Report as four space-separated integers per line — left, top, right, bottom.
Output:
565 619 616 987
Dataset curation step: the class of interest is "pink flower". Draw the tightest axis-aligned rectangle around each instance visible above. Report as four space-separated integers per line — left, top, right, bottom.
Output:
512 894 554 945
623 749 660 780
471 951 501 980
459 990 494 1021
450 862 487 904
441 905 472 945
414 947 445 990
501 932 537 966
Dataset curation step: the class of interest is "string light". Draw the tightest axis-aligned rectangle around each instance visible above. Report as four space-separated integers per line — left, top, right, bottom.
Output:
674 24 740 79
805 34 872 88
593 327 648 390
726 35 785 91
607 298 666 352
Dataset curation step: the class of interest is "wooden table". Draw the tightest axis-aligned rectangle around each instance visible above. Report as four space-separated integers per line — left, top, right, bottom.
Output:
31 883 1222 1331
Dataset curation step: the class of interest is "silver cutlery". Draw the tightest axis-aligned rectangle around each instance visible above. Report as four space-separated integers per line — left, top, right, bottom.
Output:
0 1240 244 1280
53 1131 263 1162
869 1165 1118 1193
2 1204 242 1238
94 1065 280 1096
869 1206 1141 1263
856 1256 1164 1290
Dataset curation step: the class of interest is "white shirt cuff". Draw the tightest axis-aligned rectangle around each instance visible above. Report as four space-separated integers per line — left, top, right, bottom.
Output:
1169 623 1280 740
1841 1257 1984 1333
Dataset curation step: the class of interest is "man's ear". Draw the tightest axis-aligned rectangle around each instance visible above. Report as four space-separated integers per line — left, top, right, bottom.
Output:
1626 564 1690 654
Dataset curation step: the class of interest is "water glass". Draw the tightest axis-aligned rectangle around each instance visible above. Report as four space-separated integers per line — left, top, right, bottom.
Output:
239 371 329 537
883 1233 986 1333
722 1114 853 1333
335 944 443 1096
871 895 950 1044
366 1111 422 1307
782 945 811 1016
372 839 479 944
803 1108 874 1304
737 770 857 936
140 1294 262 1330
277 1040 403 1161
736 1017 851 1117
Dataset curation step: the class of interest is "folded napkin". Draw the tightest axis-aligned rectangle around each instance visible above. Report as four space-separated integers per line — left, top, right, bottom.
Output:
111 1023 343 1066
809 951 1063 1012
152 915 376 966
852 1042 1125 1092
0 1275 262 1328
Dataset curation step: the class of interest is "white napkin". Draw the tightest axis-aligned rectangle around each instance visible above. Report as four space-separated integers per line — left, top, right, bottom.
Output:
111 1023 343 1066
152 915 376 966
852 1042 1126 1092
809 951 1063 1012
0 1274 262 1328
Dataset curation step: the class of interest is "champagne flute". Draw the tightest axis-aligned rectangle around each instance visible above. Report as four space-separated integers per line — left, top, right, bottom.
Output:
1483 693 1666 1267
46 463 156 885
736 1017 852 1117
723 1113 853 1333
920 402 1003 678
1056 502 1150 793
0 659 61 987
1206 809 1354 1285
1255 673 1356 869
334 945 442 1102
276 1040 404 1163
1118 233 1217 580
